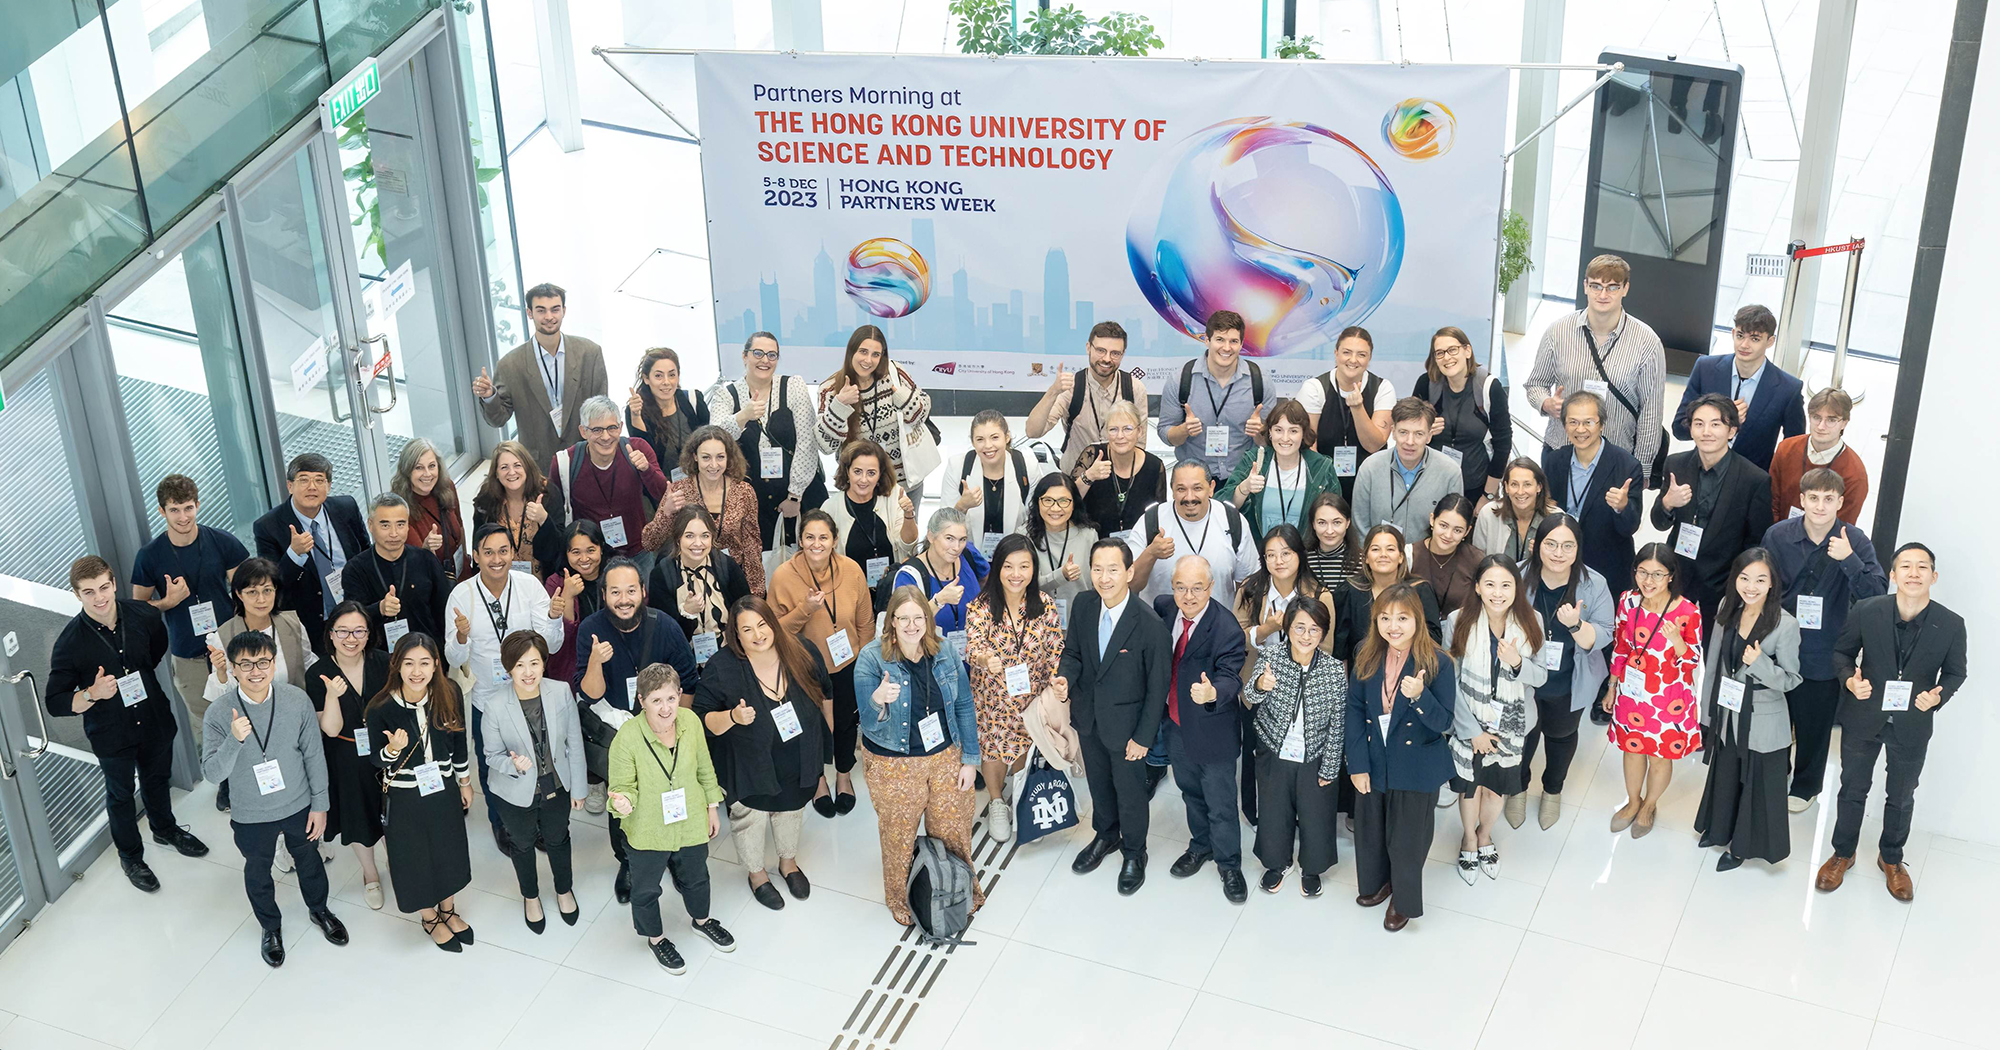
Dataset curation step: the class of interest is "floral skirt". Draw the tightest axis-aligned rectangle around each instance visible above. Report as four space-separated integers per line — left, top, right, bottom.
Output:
1609 687 1702 759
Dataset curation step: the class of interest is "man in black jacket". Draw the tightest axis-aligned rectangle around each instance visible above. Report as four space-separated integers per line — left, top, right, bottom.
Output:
47 556 209 891
1151 557 1248 903
1649 394 1773 624
1056 539 1171 895
1815 543 1968 903
339 493 451 651
1542 390 1645 596
252 453 368 645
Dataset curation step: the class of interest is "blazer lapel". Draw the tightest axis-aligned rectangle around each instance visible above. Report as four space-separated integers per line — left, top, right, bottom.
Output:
561 339 586 431
1095 601 1136 680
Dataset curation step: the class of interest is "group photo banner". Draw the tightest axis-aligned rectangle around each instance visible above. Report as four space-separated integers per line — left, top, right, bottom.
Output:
693 52 1508 393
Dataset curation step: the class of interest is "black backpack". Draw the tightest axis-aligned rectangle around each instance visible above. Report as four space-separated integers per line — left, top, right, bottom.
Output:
959 447 1032 505
1140 501 1246 553
1063 370 1136 453
1177 359 1264 414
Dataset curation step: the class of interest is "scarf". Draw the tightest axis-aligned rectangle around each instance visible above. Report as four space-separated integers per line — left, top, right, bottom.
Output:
1449 615 1534 780
674 557 726 636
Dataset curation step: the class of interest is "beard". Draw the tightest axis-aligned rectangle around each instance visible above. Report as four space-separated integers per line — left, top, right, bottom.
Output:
610 604 644 633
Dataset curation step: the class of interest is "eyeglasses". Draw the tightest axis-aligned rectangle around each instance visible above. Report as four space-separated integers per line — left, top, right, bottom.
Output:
583 424 622 437
892 614 930 627
232 658 275 673
1541 541 1578 554
746 348 780 361
331 627 368 640
1038 496 1073 508
1585 281 1625 294
1434 345 1469 357
238 586 276 598
1170 582 1211 594
1635 568 1672 581
1103 425 1136 437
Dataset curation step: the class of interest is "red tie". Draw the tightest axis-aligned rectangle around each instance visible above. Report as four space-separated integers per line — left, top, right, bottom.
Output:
1169 616 1195 724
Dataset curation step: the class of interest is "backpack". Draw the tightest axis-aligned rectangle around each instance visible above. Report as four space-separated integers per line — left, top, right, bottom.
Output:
906 837 978 947
959 447 1032 505
1140 501 1246 553
555 438 656 518
1062 370 1136 452
1315 371 1384 451
1421 365 1493 426
1177 359 1263 416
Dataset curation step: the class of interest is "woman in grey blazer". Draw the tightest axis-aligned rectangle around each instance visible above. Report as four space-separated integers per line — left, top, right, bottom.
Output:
481 630 588 932
1694 548 1802 872
1514 514 1616 830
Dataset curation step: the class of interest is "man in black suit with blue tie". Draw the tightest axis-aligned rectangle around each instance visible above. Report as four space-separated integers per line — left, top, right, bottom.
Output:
251 453 368 646
1151 557 1248 903
1671 304 1805 471
1057 539 1172 895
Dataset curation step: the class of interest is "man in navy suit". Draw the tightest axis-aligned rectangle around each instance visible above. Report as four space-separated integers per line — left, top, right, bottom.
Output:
1542 390 1645 595
1151 557 1248 903
1056 539 1172 895
1672 304 1805 471
251 453 368 646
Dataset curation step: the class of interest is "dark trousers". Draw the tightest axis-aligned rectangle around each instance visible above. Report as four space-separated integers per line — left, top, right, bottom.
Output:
829 664 859 775
1254 750 1339 875
1080 728 1149 857
1521 695 1585 794
469 707 505 837
232 805 329 932
1787 677 1839 800
610 814 630 865
1238 712 1260 819
492 784 574 898
1163 720 1240 868
629 842 711 937
100 736 178 860
1353 787 1434 917
1831 717 1930 865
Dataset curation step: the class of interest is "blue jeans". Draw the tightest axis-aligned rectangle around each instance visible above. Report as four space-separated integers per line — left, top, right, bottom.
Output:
1145 726 1170 768
1163 720 1241 869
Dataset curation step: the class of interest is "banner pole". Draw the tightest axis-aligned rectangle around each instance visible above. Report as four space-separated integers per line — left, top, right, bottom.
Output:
592 45 1612 71
1504 63 1623 161
593 48 700 140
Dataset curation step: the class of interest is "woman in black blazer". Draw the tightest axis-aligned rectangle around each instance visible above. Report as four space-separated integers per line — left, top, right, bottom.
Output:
1329 524 1444 662
1346 582 1457 932
648 506 752 664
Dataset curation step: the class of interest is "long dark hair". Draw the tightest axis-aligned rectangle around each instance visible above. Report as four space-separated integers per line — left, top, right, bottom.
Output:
1715 547 1782 648
977 534 1048 624
1349 523 1410 591
723 595 827 705
1239 524 1321 620
1520 512 1585 607
366 632 464 730
1024 471 1093 544
1448 555 1545 658
1633 542 1683 606
633 347 692 460
1353 582 1440 682
826 325 890 393
1304 491 1362 579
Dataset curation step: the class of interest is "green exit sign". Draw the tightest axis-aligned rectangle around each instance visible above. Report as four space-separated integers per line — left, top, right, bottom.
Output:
324 58 380 128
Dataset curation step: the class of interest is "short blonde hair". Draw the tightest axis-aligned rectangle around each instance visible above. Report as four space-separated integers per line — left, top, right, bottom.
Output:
1585 254 1631 285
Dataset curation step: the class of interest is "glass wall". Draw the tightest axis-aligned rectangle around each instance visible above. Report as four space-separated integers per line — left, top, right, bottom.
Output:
0 370 91 588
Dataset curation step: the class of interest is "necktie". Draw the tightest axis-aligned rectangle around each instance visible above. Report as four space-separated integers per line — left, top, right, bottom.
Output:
310 519 335 615
1098 606 1115 660
1169 616 1194 724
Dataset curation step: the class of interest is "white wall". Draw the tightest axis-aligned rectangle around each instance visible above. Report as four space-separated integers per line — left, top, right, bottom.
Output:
1889 0 1999 849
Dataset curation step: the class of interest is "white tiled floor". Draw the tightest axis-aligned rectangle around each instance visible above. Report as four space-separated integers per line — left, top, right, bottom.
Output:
2 728 1995 1050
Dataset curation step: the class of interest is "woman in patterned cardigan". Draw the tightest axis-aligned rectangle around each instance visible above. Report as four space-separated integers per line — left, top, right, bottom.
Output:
1442 556 1548 884
1244 599 1347 899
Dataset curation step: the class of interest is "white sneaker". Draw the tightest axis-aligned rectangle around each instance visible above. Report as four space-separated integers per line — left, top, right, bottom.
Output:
1456 850 1478 885
986 799 1013 843
1477 844 1500 880
364 881 384 910
586 783 607 815
1787 795 1813 814
274 846 294 874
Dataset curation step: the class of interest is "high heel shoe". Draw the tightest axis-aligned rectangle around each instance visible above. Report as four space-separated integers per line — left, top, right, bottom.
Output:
557 895 580 926
421 915 463 953
523 898 546 935
440 905 474 945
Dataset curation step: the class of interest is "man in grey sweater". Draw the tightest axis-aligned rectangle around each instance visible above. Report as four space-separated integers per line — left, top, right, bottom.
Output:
1352 397 1464 544
201 632 348 967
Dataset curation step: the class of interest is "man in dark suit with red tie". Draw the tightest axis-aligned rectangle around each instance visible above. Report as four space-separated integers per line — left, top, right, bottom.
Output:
1151 557 1248 903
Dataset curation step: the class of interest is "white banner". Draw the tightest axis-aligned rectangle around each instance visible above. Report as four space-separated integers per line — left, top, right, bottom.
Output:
693 53 1507 394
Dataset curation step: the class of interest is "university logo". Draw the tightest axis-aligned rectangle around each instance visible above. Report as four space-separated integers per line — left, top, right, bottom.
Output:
1030 362 1045 376
1029 792 1070 830
1130 366 1148 380
932 362 957 375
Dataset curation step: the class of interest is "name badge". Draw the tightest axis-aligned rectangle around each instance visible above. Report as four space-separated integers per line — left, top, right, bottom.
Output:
977 533 1001 559
1882 680 1913 712
1005 663 1032 696
670 468 687 483
253 758 286 795
1582 379 1611 402
549 405 565 433
352 726 371 756
624 676 638 705
511 559 533 576
1540 640 1564 670
384 618 410 646
492 656 509 682
1333 446 1358 477
1717 676 1746 713
1788 505 1804 520
599 516 629 549
117 671 149 707
691 631 719 663
1621 665 1647 699
760 445 785 480
324 571 345 602
918 710 945 750
866 556 890 585
945 631 967 658
1673 522 1704 559
660 787 689 824
1204 424 1231 458
187 600 218 635
771 700 804 741
1796 595 1824 630
1441 446 1464 465
1279 710 1307 762
1376 712 1392 741
414 762 446 796
826 629 854 667
1055 597 1070 628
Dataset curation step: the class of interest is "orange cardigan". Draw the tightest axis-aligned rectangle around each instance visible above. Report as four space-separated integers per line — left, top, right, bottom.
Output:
767 552 876 673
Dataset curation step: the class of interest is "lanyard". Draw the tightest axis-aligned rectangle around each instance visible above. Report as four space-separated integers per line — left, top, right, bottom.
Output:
1036 526 1072 575
86 613 134 675
1109 448 1138 509
480 578 512 641
1270 459 1303 523
238 689 276 756
1171 508 1213 558
1893 606 1931 678
370 550 412 602
1390 465 1427 517
925 555 967 632
804 558 843 633
644 726 683 783
539 344 562 405
1629 599 1670 659
701 478 732 516
163 530 207 589
608 612 658 695
1199 364 1232 425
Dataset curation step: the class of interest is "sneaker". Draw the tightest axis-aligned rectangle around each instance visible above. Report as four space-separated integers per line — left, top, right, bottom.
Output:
692 918 736 952
648 937 686 974
1300 873 1323 898
586 783 607 815
1456 850 1479 885
1477 844 1500 880
986 799 1013 843
364 881 384 910
1787 795 1813 814
1260 867 1286 894
274 844 294 874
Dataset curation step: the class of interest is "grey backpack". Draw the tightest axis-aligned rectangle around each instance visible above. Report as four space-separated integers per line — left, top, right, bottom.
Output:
906 836 977 947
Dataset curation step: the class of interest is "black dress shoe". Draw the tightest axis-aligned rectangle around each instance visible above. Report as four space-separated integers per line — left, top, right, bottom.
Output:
1144 765 1168 800
1169 850 1210 879
834 791 857 815
121 857 160 893
152 825 210 858
1116 853 1147 896
649 937 686 974
811 794 838 818
1220 867 1248 904
1717 852 1744 872
750 879 786 910
1071 835 1118 874
615 863 632 904
214 781 231 812
782 867 811 900
260 927 285 967
309 908 349 946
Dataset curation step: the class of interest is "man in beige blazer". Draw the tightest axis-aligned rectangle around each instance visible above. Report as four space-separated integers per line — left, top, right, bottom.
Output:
476 283 609 470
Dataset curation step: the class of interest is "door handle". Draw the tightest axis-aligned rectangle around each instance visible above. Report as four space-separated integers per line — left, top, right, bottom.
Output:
360 333 399 416
325 338 353 424
1 671 49 780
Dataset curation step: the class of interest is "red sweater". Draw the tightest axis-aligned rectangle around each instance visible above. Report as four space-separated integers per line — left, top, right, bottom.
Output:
546 438 670 557
1768 435 1868 525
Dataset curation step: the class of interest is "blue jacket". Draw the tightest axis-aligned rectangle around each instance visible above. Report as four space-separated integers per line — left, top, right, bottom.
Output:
1672 355 1806 471
1345 657 1457 793
1761 516 1888 680
853 637 980 764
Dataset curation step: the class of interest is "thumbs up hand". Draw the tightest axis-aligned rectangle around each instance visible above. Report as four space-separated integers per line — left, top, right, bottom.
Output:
510 750 532 773
1399 669 1427 699
1827 526 1854 562
731 697 757 725
162 575 190 608
230 708 252 742
289 525 315 556
1243 405 1266 439
473 366 494 399
1605 476 1635 512
89 666 120 701
1845 666 1873 701
955 477 983 511
1050 361 1073 396
1062 553 1080 582
626 444 649 472
1498 636 1522 671
1541 384 1565 417
423 528 443 553
1190 672 1217 705
1239 448 1267 495
379 585 401 618
320 674 348 704
1661 473 1694 510
454 606 472 645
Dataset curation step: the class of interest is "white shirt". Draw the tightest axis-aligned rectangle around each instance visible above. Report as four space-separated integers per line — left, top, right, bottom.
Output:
444 571 565 703
1127 498 1262 602
1295 372 1397 416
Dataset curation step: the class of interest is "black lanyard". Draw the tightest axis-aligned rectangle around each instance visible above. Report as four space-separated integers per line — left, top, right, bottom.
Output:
1269 458 1304 523
1893 606 1931 678
804 558 843 634
539 346 562 405
608 612 657 693
1629 600 1670 657
1390 464 1427 517
1036 527 1072 575
700 478 732 517
480 578 512 640
1199 364 1232 424
924 555 967 633
1171 507 1213 557
163 530 207 589
87 614 135 676
239 690 276 756
644 727 683 783
370 550 412 603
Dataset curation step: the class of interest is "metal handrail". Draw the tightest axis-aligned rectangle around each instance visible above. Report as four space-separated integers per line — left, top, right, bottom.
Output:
2 671 50 780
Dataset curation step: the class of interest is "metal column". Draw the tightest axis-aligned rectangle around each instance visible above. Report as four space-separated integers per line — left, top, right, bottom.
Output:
1775 0 1860 374
1503 0 1568 335
534 0 585 151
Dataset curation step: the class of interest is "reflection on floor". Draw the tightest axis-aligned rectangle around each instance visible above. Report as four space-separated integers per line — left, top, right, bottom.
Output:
0 719 1994 1050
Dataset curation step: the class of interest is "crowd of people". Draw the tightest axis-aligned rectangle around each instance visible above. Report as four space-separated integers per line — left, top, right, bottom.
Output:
48 259 1968 970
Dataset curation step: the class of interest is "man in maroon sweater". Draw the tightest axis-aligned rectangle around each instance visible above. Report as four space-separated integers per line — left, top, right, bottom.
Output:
547 395 670 573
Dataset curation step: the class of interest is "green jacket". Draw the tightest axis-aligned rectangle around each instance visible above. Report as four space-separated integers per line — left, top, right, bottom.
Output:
1218 446 1341 538
607 708 723 852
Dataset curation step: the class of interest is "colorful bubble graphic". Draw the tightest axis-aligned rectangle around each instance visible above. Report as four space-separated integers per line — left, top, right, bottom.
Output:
1125 117 1404 357
1382 98 1456 161
843 237 931 318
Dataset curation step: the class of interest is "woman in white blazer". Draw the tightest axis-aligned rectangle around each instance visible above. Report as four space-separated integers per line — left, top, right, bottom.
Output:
481 630 588 933
952 410 1047 564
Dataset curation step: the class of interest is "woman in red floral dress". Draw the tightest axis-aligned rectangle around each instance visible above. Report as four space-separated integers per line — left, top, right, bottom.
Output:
1604 542 1703 838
